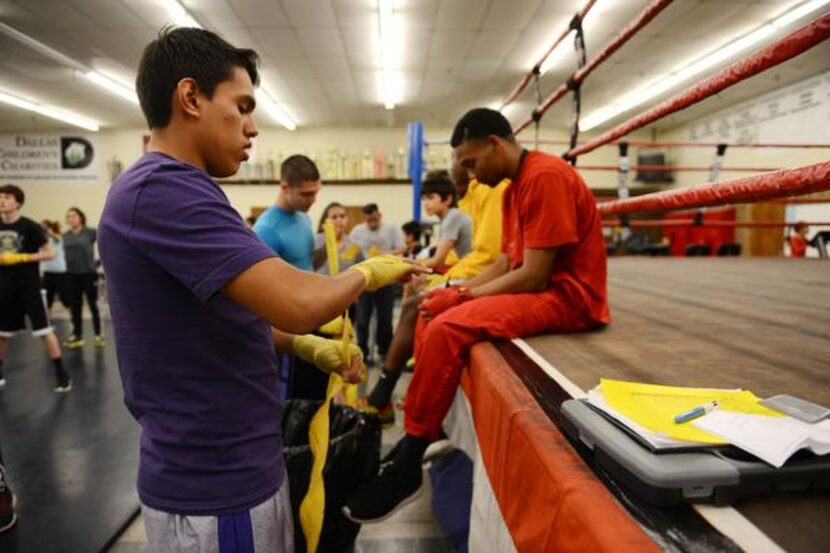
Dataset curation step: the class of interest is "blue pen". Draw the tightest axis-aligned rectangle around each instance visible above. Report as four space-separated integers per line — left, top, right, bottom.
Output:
674 400 718 424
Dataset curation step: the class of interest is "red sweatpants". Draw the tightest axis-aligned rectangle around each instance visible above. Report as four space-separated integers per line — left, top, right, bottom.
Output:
404 290 595 440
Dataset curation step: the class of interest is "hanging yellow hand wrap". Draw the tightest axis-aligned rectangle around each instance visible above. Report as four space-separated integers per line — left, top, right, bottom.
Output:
299 222 363 553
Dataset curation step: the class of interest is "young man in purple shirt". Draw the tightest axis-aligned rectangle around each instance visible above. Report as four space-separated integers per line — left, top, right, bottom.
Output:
99 28 423 551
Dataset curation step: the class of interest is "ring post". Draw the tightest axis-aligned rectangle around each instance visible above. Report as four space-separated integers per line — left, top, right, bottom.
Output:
408 121 425 221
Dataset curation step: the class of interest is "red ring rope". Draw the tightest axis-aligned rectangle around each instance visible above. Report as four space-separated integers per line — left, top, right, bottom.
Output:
573 0 675 85
517 139 830 149
500 0 598 110
567 14 830 158
579 165 781 172
606 140 830 149
601 220 830 228
515 0 675 134
597 161 830 216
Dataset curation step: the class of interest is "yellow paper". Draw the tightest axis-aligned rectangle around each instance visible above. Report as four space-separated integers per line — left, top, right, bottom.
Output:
601 378 783 444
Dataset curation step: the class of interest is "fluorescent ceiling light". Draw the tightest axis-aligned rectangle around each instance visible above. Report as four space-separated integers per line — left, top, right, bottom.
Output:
84 71 139 105
378 0 399 110
0 22 139 108
255 90 297 131
0 89 100 131
538 37 573 75
580 0 830 131
156 0 202 28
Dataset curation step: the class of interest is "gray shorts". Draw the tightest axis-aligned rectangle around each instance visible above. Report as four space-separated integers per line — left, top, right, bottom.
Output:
141 478 293 553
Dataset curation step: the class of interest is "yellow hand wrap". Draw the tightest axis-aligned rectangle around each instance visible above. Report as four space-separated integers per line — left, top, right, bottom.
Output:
366 245 381 258
0 252 31 265
349 254 415 292
425 273 449 290
341 243 361 262
293 334 362 374
317 315 344 336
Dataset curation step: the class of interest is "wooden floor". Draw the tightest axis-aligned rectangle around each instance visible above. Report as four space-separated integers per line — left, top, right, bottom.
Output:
526 258 830 404
522 257 830 553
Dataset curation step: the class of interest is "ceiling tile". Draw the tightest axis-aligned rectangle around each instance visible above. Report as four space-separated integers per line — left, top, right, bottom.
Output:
435 0 489 31
297 28 346 57
481 0 543 32
0 0 826 132
468 31 520 59
249 27 305 58
321 77 357 104
428 30 476 59
227 0 290 27
8 0 95 29
187 0 247 29
340 27 378 71
425 59 465 80
310 55 352 79
401 0 439 31
69 0 146 28
281 0 337 28
461 59 502 81
331 0 374 29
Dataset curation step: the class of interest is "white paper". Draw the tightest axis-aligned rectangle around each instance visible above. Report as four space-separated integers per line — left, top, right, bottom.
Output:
694 411 830 467
586 388 711 449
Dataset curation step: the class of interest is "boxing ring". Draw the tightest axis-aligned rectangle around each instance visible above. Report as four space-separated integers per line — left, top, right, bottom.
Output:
412 5 830 552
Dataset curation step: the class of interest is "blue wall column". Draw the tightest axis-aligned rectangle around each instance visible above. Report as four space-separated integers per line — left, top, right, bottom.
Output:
407 121 425 221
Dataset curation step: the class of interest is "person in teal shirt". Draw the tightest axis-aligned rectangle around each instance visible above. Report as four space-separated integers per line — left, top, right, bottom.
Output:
253 155 321 271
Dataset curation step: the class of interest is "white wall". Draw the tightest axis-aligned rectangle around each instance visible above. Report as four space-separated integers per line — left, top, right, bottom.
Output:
653 71 830 256
656 70 830 188
8 123 645 230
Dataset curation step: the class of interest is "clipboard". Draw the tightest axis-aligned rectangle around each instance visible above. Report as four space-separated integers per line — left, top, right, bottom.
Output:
560 399 830 506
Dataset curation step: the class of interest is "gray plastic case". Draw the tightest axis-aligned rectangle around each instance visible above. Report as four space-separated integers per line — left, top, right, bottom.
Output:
560 399 830 506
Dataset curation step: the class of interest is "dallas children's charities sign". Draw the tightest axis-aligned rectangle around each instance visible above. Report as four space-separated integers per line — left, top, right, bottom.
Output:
0 133 99 182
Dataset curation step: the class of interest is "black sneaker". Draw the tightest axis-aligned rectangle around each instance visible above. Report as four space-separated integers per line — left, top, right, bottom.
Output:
423 439 454 464
379 437 452 469
342 459 423 524
0 467 18 534
54 370 72 394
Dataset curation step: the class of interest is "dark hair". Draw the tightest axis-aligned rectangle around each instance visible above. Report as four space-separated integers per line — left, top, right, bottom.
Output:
401 220 422 240
281 155 320 187
318 202 345 233
67 206 87 227
421 173 456 206
136 27 260 129
362 203 379 215
245 215 257 226
794 221 809 232
42 219 61 234
0 184 24 206
450 108 514 148
425 168 450 181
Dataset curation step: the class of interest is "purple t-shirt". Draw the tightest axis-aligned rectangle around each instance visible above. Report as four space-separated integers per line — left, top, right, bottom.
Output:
99 151 282 515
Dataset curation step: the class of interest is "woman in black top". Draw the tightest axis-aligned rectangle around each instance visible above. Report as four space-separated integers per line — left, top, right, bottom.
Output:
63 207 103 348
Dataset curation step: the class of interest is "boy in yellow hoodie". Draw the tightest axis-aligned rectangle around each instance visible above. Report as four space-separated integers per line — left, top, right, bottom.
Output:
363 161 508 422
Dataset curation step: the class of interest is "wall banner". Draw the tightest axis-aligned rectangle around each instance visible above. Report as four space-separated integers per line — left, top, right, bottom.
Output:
0 133 100 182
686 71 830 145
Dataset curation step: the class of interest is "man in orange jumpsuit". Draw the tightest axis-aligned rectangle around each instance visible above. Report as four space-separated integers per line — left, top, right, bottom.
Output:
345 108 610 523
